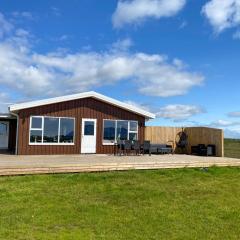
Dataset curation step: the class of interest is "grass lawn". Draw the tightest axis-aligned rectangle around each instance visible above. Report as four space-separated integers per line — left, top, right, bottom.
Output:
225 139 240 159
0 168 240 239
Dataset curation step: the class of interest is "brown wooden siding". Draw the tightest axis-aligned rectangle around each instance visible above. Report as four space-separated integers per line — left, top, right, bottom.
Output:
17 97 145 155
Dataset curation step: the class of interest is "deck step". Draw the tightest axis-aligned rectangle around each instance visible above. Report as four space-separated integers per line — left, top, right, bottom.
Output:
0 161 239 176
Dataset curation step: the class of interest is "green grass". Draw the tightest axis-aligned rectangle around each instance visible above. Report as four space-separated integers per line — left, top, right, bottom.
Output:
0 168 240 239
225 138 240 158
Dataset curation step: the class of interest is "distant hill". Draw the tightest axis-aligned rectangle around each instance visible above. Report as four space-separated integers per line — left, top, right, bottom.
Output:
224 139 240 159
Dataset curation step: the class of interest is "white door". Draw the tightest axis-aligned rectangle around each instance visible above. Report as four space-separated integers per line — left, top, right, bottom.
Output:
0 121 9 149
81 119 97 153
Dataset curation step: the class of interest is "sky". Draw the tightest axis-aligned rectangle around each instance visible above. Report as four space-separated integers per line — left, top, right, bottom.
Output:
0 0 240 138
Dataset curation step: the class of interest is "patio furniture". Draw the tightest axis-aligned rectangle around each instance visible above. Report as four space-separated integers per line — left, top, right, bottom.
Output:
116 140 124 156
176 128 188 154
123 140 132 155
191 144 207 156
207 145 216 156
142 141 151 156
150 144 173 154
133 140 141 155
150 144 159 154
191 144 216 157
159 145 173 154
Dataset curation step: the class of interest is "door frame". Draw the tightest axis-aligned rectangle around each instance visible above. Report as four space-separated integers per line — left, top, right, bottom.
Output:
0 121 9 150
81 118 97 154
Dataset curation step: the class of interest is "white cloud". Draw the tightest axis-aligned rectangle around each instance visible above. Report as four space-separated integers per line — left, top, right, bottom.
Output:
31 51 203 97
210 119 240 127
224 128 240 138
12 11 34 20
179 20 187 29
51 7 61 17
0 93 12 112
202 0 240 33
124 100 151 112
0 13 13 38
112 38 133 51
233 30 240 39
156 104 205 121
0 12 204 104
228 111 240 117
15 28 30 37
112 0 186 28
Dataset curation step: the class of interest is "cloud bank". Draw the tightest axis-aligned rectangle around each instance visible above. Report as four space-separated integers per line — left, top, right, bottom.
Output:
0 12 204 104
156 104 205 121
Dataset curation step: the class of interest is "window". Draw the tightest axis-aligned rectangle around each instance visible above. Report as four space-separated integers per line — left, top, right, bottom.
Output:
0 122 8 135
31 117 42 129
117 121 128 140
130 121 138 132
30 130 42 143
103 120 115 143
129 121 138 141
30 117 43 143
103 120 138 144
43 117 59 143
29 116 75 145
84 121 94 136
60 118 74 143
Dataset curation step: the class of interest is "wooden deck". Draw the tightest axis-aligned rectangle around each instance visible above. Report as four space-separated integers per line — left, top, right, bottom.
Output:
0 154 239 176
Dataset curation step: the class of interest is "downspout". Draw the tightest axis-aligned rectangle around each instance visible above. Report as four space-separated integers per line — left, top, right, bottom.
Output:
10 111 19 155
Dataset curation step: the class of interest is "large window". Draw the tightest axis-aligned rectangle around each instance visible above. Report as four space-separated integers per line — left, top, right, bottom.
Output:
103 120 138 144
30 116 75 145
103 120 115 142
60 118 75 143
44 117 59 143
117 121 128 140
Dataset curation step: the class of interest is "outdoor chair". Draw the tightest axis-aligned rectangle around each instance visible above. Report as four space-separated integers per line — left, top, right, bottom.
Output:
133 140 141 155
117 140 124 156
123 140 132 155
142 141 151 156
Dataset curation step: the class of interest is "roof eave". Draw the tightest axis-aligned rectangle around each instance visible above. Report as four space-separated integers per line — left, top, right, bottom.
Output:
9 91 156 119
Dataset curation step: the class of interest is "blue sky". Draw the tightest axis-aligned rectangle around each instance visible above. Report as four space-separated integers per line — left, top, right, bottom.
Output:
0 0 240 138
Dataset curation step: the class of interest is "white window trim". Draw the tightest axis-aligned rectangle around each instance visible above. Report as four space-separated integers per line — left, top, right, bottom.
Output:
29 116 75 145
102 119 138 145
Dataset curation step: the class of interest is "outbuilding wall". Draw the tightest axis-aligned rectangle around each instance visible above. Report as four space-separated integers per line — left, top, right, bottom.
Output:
17 97 145 155
145 126 224 157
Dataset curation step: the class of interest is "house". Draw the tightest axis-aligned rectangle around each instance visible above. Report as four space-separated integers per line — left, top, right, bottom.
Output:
0 91 155 155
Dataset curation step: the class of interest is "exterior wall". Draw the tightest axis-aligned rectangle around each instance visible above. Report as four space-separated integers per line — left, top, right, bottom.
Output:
8 119 17 152
17 98 145 155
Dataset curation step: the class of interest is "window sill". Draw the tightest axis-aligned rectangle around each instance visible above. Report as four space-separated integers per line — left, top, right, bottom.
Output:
102 142 115 146
29 143 75 146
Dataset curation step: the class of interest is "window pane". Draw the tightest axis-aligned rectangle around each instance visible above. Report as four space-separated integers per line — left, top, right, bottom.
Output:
129 132 138 141
60 118 74 143
30 130 42 143
84 121 94 136
43 117 59 143
130 121 138 131
31 117 42 129
0 123 8 135
103 120 115 142
117 121 128 140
